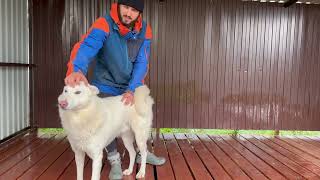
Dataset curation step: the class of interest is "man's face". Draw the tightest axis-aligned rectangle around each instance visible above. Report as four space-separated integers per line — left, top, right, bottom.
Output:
119 4 140 26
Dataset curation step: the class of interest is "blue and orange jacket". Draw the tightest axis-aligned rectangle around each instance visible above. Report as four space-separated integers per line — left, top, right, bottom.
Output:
66 3 152 95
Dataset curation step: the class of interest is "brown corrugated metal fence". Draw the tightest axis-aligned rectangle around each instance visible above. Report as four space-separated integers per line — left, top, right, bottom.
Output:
31 0 320 130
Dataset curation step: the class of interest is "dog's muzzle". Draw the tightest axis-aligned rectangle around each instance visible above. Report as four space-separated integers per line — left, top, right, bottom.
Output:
59 100 68 109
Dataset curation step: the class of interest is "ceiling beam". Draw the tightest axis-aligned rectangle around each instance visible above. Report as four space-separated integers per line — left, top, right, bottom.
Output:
283 0 298 7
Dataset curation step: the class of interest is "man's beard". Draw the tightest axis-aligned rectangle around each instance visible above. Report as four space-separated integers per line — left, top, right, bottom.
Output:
119 14 138 28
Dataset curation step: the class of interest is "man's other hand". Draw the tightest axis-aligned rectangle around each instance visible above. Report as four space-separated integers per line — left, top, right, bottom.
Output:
121 91 134 106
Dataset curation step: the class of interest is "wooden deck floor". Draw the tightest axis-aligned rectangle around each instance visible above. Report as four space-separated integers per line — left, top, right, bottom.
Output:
1 129 320 179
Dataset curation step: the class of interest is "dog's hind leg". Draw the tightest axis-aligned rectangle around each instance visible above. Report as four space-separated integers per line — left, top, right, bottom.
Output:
88 150 103 180
121 131 136 176
74 149 85 180
134 130 148 179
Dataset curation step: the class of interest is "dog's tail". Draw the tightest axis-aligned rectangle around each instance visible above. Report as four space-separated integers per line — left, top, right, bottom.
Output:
134 85 154 116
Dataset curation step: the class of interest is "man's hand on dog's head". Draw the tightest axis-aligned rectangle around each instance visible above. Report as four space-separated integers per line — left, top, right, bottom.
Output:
122 91 134 106
64 72 89 87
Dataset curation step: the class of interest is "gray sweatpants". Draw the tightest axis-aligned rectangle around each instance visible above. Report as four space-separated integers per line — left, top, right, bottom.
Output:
97 92 118 155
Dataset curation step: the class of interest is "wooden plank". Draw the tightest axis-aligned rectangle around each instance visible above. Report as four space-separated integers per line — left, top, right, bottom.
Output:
152 133 175 180
266 136 320 167
298 136 320 148
58 157 90 180
197 134 250 180
257 135 320 175
0 134 65 179
174 133 213 179
163 133 193 180
0 133 43 162
242 135 318 179
37 147 74 180
186 134 232 180
0 134 54 175
209 135 268 179
17 138 70 180
7 133 320 180
0 129 37 154
220 135 286 179
234 135 303 179
277 136 320 159
303 136 320 145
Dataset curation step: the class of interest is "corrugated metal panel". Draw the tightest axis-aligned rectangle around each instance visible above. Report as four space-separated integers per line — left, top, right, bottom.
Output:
0 0 30 140
150 0 320 130
0 0 29 63
0 67 30 140
242 0 320 5
32 0 320 130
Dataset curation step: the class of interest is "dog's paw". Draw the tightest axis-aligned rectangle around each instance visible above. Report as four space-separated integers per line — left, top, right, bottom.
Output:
136 170 145 179
123 169 133 175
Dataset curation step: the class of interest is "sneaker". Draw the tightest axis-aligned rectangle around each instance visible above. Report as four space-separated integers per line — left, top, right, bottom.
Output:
135 151 166 166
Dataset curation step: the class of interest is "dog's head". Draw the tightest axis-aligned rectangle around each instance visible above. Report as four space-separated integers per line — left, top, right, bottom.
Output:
58 82 99 110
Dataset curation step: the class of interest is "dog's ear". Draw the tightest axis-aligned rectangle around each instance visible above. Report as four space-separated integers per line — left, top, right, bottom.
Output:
89 85 99 95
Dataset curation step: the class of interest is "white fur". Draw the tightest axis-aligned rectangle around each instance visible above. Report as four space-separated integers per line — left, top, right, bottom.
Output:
58 82 154 180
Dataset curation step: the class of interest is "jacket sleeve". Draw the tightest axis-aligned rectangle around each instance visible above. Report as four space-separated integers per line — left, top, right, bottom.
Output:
66 17 110 76
127 25 152 92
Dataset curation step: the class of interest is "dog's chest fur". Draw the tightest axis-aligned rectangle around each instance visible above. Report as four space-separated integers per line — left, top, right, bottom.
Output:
60 109 105 150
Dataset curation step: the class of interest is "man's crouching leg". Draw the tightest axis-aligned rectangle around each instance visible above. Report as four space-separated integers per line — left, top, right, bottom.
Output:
105 139 123 180
135 142 166 166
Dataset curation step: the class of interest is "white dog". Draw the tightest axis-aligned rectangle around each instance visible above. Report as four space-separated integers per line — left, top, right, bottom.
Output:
57 82 154 180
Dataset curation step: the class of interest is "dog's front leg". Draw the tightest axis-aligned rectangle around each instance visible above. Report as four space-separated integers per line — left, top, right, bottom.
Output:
74 149 85 180
91 151 103 180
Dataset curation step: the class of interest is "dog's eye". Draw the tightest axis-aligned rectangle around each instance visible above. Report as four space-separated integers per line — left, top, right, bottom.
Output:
75 91 81 94
64 90 68 93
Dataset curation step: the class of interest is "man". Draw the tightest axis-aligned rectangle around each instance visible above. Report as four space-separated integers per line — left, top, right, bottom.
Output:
64 0 165 179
